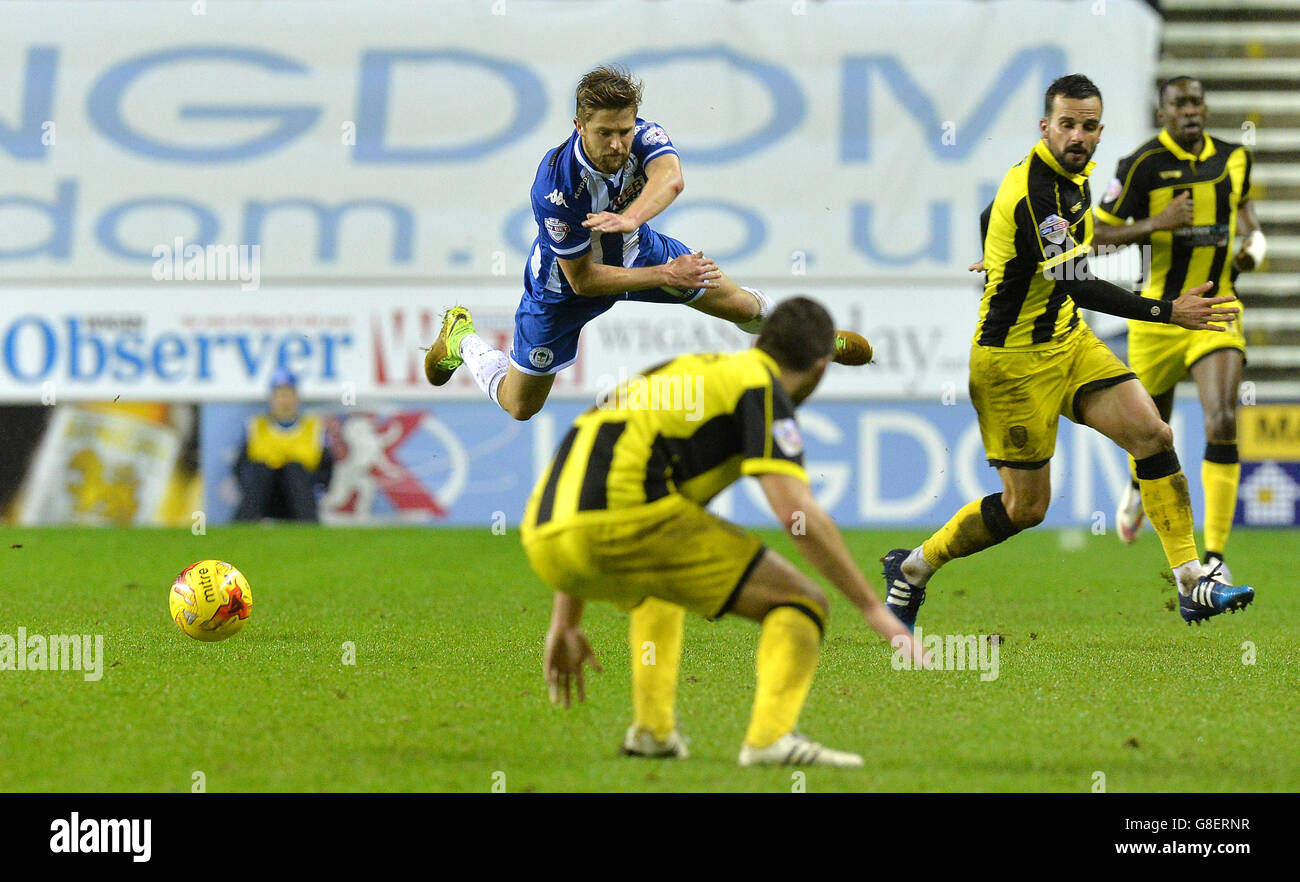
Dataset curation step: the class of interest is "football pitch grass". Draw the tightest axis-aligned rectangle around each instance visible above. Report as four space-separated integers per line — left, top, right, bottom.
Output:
2 525 1295 793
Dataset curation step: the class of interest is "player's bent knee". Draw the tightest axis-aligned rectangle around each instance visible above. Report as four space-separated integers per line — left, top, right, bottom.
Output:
503 398 542 421
1004 497 1047 529
796 583 830 620
1151 420 1174 450
768 597 828 637
1130 420 1173 457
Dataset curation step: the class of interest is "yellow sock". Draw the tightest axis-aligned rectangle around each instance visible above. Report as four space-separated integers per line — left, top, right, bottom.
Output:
1135 450 1198 568
1202 443 1240 558
921 493 1020 569
629 598 685 741
744 605 822 749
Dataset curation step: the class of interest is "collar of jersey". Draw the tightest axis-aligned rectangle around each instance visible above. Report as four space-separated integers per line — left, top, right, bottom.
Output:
574 134 622 185
752 347 784 378
1033 139 1094 185
1158 128 1216 162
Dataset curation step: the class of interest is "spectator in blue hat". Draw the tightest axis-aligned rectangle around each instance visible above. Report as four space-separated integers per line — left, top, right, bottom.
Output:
233 369 333 521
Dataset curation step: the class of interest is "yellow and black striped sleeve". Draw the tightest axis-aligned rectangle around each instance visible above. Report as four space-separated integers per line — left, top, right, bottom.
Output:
736 375 808 482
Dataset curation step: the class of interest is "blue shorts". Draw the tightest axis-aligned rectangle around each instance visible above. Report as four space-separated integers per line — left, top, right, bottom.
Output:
510 229 704 375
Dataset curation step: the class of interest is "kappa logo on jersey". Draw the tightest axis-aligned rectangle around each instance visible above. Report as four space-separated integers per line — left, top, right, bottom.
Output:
771 418 803 458
528 346 554 369
544 218 570 243
1038 214 1070 246
1159 170 1184 180
545 189 568 207
1103 178 1122 203
640 124 670 147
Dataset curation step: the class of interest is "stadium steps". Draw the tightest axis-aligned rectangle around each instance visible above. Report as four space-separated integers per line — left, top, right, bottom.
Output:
1161 0 1300 397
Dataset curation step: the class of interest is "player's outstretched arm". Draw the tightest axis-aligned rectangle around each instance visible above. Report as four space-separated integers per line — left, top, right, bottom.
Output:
557 251 718 298
758 472 928 667
543 592 602 708
1062 269 1238 329
583 154 684 234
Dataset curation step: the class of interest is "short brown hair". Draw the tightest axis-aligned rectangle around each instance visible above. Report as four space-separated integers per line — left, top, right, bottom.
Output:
757 297 835 371
575 65 643 123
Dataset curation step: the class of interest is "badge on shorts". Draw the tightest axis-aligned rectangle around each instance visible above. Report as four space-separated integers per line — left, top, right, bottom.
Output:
544 217 570 243
528 346 554 370
1038 214 1070 246
1009 426 1028 449
772 418 804 458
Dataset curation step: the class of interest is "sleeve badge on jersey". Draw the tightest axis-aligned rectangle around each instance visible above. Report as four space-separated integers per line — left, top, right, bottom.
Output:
771 418 803 459
544 217 571 243
1038 214 1070 246
1102 177 1122 204
640 124 670 147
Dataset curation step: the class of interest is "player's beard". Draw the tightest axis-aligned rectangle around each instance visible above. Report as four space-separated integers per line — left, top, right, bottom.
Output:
1059 144 1091 173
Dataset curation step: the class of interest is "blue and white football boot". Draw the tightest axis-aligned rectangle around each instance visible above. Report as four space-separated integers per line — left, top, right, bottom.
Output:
1180 561 1254 625
880 548 926 632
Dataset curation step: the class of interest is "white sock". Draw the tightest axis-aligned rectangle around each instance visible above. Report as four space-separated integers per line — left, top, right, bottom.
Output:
1173 559 1204 596
902 546 935 587
736 286 773 334
459 333 508 405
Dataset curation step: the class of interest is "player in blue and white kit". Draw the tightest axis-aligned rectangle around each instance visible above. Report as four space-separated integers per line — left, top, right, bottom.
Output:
425 66 872 421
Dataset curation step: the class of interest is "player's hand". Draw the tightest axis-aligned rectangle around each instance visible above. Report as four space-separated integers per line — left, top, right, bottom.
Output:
1170 282 1238 331
582 211 639 234
1154 191 1194 231
543 626 603 708
663 251 720 290
1233 244 1257 273
862 602 933 669
968 259 985 273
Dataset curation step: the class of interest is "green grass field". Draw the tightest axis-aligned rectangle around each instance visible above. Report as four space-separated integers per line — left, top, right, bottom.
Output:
1 525 1295 793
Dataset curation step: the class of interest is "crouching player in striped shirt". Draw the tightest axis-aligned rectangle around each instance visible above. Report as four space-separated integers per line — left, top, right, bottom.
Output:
522 297 925 767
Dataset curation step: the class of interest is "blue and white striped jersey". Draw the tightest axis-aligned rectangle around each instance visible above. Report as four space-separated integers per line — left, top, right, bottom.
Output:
526 118 679 303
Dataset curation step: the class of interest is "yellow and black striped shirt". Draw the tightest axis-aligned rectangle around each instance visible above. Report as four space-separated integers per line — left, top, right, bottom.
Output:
523 349 808 530
977 139 1096 348
1095 128 1253 301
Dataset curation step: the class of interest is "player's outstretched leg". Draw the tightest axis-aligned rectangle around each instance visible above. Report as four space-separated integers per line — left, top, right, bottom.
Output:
621 598 689 759
884 471 1041 629
726 551 862 768
1118 386 1174 545
1080 379 1254 624
425 307 555 420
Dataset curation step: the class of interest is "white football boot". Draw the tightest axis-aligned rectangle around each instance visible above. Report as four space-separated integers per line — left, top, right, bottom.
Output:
1116 481 1145 545
738 732 863 768
621 725 689 759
